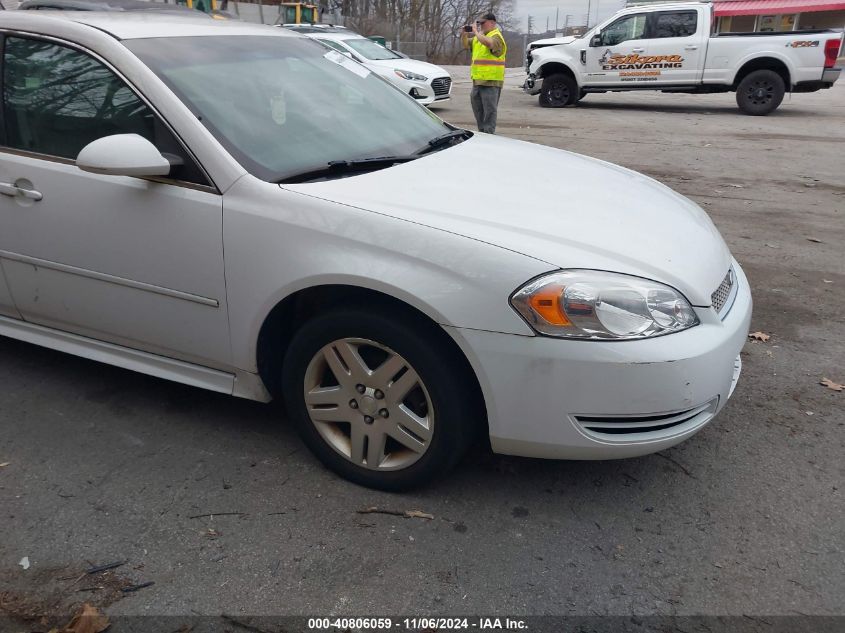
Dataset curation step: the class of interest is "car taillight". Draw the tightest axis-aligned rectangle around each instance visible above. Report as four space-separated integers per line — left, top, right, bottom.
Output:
824 38 841 68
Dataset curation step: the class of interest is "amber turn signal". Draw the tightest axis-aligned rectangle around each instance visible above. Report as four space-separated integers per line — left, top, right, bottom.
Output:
528 284 572 326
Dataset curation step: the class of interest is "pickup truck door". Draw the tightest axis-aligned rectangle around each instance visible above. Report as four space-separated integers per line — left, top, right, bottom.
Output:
583 12 649 86
645 9 706 84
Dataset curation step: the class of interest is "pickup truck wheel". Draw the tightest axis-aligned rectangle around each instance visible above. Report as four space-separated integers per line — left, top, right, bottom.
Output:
539 74 577 107
736 70 785 115
281 307 477 491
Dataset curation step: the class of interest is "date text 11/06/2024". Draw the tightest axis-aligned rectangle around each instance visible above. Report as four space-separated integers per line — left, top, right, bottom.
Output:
307 617 529 630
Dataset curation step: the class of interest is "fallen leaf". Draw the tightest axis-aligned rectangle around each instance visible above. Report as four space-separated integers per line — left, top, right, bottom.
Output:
18 556 30 570
726 184 744 188
820 378 844 392
0 462 9 468
405 510 434 520
806 237 823 243
57 604 110 633
749 332 770 342
204 528 220 539
823 279 833 284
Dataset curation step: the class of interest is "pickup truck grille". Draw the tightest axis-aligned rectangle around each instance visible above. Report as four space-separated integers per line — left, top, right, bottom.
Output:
431 77 451 96
711 269 735 315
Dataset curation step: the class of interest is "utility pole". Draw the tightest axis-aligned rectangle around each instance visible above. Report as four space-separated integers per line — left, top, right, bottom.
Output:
546 17 549 32
527 14 534 34
555 7 559 31
586 0 592 27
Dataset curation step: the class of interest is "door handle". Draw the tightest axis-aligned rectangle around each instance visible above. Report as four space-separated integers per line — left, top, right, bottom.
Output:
631 47 646 53
0 181 43 201
685 45 699 50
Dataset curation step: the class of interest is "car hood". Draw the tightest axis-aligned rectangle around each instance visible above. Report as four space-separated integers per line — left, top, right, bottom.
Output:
528 35 577 50
281 134 731 306
365 57 450 78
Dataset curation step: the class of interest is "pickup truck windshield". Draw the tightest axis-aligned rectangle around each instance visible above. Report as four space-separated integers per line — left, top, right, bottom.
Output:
125 36 446 182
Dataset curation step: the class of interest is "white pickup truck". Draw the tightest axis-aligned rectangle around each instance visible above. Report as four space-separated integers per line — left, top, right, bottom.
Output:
523 1 843 115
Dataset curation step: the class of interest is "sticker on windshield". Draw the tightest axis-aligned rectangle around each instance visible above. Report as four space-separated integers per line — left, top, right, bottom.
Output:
270 93 286 125
324 50 371 79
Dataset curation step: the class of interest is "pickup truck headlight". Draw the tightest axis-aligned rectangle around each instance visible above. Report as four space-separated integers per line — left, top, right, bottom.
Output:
394 69 428 81
510 270 699 340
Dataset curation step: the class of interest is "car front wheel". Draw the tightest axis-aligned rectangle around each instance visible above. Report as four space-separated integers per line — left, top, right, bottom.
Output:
281 306 478 490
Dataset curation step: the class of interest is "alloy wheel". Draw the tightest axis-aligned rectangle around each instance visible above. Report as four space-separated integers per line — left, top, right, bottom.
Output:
745 79 775 105
302 338 434 470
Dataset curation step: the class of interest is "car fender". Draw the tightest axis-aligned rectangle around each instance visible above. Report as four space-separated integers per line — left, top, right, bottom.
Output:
729 50 797 87
530 51 583 88
222 176 550 373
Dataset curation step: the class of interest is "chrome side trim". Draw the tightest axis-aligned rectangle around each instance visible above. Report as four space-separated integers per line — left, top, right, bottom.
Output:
0 250 219 308
0 313 234 394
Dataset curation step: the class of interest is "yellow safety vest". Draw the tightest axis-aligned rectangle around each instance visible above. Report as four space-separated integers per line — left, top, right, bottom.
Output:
471 28 507 82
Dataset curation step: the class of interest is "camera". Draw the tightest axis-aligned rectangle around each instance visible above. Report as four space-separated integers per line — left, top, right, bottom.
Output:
463 24 473 32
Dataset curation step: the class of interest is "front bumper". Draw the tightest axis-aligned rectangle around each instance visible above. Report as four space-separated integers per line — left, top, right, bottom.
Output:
391 76 452 105
446 262 753 460
523 73 541 95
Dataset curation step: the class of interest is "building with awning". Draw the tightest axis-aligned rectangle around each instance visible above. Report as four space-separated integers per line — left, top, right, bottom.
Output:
713 0 845 34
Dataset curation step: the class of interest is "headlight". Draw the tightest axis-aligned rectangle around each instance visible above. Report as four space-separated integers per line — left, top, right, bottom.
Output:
394 69 428 81
510 270 699 340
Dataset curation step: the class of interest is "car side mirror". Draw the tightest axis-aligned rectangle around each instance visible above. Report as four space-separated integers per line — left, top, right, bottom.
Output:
590 32 602 47
76 134 171 177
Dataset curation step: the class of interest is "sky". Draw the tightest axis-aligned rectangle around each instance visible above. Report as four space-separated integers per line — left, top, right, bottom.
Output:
512 0 627 33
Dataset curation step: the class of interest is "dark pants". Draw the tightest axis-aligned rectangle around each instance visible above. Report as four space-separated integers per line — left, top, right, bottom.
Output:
470 85 502 134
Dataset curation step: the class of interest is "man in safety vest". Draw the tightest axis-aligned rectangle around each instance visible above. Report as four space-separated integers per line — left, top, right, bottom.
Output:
462 12 507 134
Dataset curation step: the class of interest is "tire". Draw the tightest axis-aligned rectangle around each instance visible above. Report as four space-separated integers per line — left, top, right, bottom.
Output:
539 73 578 108
736 69 785 115
281 306 480 491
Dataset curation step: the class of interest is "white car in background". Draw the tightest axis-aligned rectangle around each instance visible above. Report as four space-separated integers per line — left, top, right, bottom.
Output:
302 31 452 104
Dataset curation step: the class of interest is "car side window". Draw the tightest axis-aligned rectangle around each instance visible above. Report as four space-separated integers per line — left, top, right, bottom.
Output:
651 11 698 38
316 38 347 53
2 36 210 187
601 14 647 47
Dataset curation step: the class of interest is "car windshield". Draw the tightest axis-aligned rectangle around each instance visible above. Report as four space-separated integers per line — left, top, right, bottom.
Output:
125 35 447 182
342 38 402 60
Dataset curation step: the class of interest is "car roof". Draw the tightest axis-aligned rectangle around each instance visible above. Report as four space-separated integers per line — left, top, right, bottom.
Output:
18 0 198 12
305 31 368 42
0 11 296 39
279 23 353 33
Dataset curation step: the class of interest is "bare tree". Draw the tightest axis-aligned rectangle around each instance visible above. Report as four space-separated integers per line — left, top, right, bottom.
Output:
345 0 515 63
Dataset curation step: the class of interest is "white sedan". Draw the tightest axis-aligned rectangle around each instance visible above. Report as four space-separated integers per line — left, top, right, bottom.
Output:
0 12 751 490
301 31 453 105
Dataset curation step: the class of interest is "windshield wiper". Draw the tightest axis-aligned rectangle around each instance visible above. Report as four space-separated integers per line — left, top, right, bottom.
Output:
277 155 418 184
416 128 473 155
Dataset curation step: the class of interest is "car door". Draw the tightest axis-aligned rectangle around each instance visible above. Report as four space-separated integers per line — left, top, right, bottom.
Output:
646 9 704 84
0 34 231 368
0 261 18 318
583 12 649 86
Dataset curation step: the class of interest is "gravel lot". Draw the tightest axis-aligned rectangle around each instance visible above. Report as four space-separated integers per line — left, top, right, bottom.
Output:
1 68 843 628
